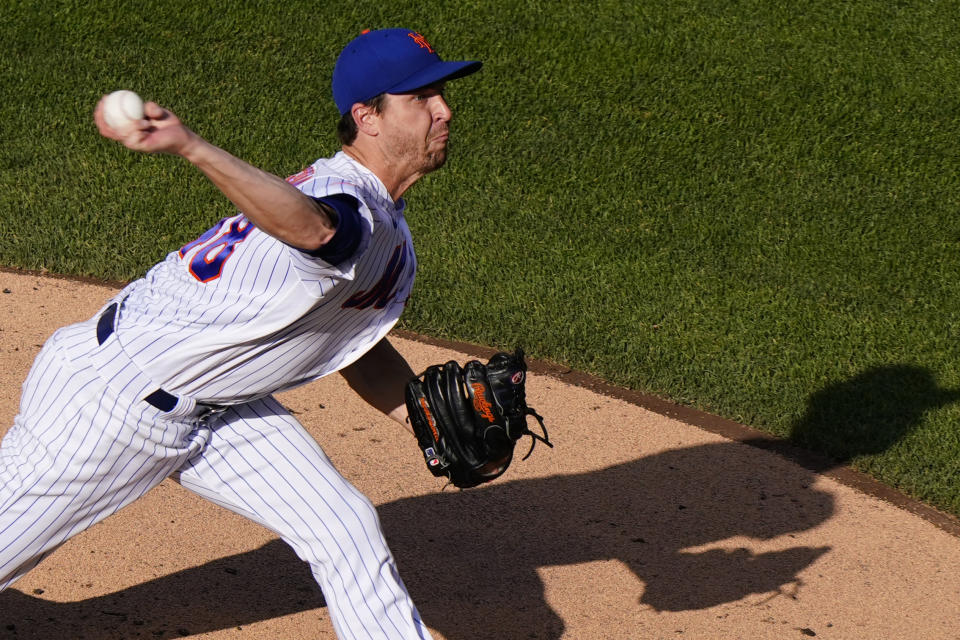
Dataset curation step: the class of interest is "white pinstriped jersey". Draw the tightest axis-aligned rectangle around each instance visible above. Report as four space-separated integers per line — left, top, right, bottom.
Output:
112 151 416 404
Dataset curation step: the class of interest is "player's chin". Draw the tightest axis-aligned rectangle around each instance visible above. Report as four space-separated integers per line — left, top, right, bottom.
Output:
423 150 448 173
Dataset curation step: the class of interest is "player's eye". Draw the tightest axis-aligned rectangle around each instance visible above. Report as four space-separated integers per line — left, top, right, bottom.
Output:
413 86 445 102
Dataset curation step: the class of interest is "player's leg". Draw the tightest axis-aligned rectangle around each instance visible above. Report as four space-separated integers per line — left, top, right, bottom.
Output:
0 329 211 589
173 396 432 640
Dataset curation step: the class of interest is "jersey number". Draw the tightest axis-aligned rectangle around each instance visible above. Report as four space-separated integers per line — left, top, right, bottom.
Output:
179 217 255 282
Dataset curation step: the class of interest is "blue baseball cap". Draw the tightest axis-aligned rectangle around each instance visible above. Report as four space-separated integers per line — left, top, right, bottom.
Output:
332 28 482 115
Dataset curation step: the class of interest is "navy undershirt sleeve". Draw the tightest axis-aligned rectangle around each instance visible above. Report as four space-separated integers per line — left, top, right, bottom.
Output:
300 194 363 265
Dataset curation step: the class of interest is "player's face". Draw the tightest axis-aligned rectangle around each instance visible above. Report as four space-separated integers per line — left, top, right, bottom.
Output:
379 83 452 175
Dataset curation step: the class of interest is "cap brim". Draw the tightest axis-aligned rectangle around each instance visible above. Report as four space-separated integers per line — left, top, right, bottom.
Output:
386 60 482 94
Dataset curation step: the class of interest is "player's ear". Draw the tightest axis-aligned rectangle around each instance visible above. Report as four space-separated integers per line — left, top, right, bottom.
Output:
352 103 380 137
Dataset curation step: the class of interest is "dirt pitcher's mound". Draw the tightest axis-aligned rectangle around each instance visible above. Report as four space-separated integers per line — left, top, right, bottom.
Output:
1 269 959 639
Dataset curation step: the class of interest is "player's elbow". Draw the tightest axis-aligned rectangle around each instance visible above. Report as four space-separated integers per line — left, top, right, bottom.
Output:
295 195 364 264
297 225 338 252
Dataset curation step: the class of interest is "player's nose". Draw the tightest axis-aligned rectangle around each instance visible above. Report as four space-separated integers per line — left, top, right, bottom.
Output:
432 95 452 122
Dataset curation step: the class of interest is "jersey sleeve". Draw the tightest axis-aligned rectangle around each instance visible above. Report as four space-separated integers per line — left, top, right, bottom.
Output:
300 194 363 266
282 168 374 296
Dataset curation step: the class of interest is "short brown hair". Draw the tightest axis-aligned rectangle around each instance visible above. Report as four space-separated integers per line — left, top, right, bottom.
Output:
336 94 387 145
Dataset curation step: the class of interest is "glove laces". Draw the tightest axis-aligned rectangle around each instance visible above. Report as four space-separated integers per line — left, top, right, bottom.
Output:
520 408 554 460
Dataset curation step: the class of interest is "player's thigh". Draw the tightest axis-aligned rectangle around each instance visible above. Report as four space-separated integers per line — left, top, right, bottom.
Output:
0 338 210 586
174 397 386 561
4 335 208 506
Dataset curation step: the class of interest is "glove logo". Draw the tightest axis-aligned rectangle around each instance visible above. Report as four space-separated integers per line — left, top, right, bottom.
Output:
511 371 524 385
471 382 496 423
419 397 440 441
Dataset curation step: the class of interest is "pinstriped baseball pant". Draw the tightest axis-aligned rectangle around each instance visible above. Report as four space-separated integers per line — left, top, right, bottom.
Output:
0 313 432 640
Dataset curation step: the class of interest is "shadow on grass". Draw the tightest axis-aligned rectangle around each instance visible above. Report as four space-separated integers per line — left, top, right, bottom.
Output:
789 364 960 467
741 364 960 477
1 364 953 639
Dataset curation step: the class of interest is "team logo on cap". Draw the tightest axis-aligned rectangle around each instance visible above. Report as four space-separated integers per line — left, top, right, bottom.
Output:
407 31 435 53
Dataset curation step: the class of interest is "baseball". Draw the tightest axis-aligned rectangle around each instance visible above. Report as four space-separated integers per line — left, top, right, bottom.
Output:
102 90 144 132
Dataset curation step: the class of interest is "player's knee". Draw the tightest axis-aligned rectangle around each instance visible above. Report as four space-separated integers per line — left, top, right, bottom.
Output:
311 492 389 561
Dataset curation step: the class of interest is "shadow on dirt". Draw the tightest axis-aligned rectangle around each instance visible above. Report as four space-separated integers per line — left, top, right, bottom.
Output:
1 364 954 639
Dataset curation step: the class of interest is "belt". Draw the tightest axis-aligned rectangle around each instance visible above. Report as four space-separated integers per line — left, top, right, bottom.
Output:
96 303 224 416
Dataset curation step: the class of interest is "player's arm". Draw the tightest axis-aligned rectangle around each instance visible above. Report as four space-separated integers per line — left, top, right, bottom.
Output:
94 98 336 251
339 338 416 433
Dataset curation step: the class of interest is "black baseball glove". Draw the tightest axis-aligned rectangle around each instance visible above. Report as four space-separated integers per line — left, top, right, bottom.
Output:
405 348 552 489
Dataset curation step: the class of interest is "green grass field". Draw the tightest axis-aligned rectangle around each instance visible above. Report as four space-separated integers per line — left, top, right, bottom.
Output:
3 0 960 516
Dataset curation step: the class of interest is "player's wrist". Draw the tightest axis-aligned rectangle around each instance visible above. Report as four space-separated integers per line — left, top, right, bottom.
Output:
389 405 413 433
176 130 213 164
